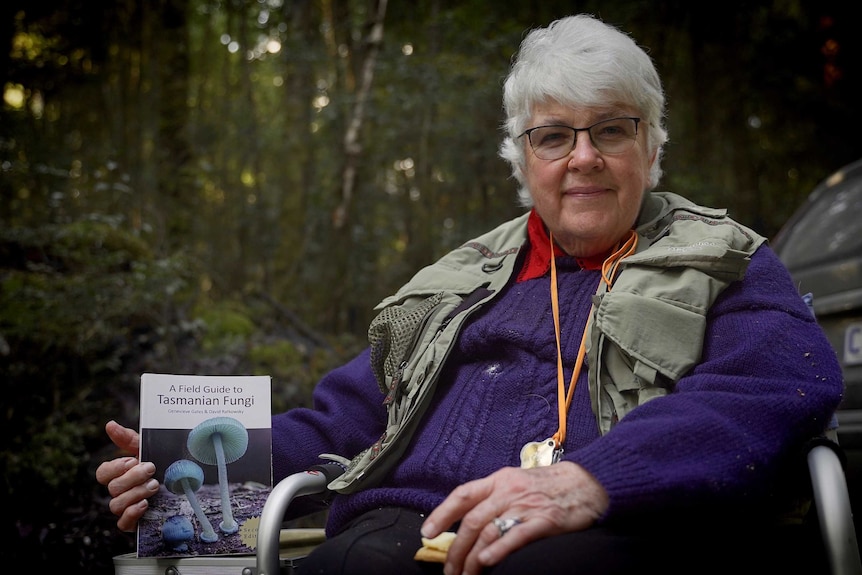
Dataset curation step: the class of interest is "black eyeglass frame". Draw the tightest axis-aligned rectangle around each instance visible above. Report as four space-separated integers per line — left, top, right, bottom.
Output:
519 116 641 159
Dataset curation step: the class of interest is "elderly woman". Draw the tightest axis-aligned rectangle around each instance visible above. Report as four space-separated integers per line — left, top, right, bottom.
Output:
98 14 842 575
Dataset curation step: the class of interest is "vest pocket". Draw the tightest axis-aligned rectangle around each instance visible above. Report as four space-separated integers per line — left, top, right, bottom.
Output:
592 291 706 427
368 292 445 396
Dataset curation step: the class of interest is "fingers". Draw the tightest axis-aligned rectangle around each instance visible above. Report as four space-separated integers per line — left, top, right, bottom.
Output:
422 470 514 575
105 420 140 455
96 456 137 486
424 463 609 575
98 458 160 533
97 421 155 532
104 460 157 497
448 482 527 575
109 464 160 532
466 513 546 571
115 498 150 532
422 473 495 539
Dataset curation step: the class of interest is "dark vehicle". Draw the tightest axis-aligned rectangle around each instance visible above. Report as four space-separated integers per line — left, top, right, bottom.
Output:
772 157 862 520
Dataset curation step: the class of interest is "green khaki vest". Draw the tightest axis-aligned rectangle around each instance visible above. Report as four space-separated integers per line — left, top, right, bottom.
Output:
327 192 766 493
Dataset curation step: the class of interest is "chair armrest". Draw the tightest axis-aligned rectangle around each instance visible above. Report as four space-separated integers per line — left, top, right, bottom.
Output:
808 443 862 575
257 465 343 575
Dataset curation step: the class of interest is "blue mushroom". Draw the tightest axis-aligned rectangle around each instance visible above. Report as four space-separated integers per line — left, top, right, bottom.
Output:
187 417 249 534
162 515 194 552
163 459 218 543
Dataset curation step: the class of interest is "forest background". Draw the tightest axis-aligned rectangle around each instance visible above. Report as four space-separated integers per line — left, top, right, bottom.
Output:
1 0 860 573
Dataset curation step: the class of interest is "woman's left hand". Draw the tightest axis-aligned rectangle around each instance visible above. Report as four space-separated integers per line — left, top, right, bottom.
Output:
421 461 609 575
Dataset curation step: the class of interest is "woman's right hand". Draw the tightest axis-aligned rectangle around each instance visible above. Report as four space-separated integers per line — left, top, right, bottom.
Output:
95 420 160 532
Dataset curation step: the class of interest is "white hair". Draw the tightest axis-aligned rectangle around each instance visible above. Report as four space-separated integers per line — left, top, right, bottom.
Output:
499 14 668 206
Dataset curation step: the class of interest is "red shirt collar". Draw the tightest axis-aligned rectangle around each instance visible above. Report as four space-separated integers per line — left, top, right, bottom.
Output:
517 209 607 283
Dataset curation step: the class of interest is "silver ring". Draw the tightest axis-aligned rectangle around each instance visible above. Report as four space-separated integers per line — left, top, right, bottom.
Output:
492 517 522 538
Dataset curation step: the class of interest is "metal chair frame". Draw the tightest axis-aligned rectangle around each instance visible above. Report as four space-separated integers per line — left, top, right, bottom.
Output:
255 442 862 575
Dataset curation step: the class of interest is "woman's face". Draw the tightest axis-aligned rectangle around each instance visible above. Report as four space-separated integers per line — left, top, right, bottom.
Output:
523 101 656 257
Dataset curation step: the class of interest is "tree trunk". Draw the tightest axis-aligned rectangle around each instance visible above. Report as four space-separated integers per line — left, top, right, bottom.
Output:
154 0 194 252
332 0 388 230
328 0 388 331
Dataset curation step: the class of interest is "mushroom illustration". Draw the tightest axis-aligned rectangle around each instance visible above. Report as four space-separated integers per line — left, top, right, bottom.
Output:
161 515 194 552
163 459 219 543
187 416 249 534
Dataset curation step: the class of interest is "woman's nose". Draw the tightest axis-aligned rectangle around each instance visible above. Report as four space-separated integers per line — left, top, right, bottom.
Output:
567 131 603 168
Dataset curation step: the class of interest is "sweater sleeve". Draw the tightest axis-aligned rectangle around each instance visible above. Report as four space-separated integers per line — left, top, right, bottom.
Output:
570 245 844 523
271 347 387 483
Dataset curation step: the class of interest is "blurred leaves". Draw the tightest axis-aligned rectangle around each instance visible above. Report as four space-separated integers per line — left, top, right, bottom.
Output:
0 215 359 573
0 219 195 498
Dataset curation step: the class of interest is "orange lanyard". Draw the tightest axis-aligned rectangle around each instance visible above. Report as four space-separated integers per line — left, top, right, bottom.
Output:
549 229 638 449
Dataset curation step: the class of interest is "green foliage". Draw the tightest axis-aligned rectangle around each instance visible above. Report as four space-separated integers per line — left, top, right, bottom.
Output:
55 219 153 271
0 221 193 354
1 223 184 443
0 219 201 570
194 300 257 353
249 339 302 375
249 340 314 411
8 418 97 491
247 337 359 413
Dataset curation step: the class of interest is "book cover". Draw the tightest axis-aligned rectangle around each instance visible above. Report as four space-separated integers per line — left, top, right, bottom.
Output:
136 373 272 558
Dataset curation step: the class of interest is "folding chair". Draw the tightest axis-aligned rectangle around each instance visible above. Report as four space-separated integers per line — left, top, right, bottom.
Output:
807 441 862 575
112 438 860 574
255 441 862 575
256 463 342 575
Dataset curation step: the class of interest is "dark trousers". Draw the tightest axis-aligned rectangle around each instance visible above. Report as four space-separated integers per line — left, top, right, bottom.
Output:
297 507 827 575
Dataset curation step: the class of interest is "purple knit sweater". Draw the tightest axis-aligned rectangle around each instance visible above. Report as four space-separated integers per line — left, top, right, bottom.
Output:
272 245 843 535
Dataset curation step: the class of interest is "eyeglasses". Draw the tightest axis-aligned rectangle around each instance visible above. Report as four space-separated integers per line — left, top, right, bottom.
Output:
520 117 641 160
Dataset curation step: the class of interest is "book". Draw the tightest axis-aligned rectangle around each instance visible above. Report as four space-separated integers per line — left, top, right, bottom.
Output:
137 373 273 558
